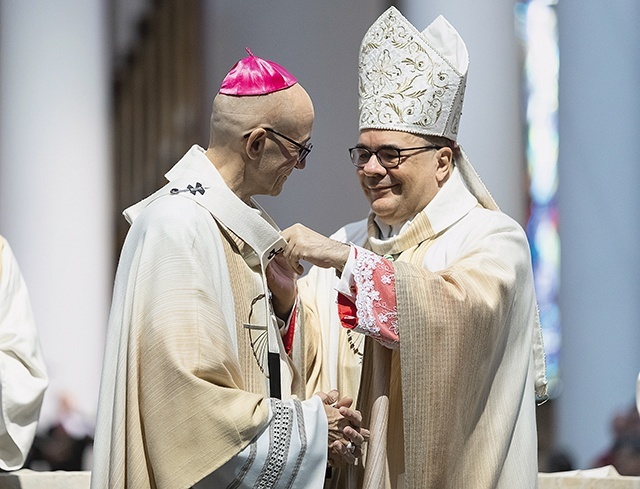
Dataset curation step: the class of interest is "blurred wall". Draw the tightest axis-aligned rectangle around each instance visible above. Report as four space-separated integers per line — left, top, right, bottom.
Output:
556 0 640 469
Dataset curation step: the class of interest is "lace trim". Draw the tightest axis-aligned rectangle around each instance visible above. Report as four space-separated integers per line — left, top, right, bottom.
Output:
352 249 399 348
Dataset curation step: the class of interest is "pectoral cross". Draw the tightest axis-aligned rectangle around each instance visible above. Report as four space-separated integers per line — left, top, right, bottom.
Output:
267 247 283 260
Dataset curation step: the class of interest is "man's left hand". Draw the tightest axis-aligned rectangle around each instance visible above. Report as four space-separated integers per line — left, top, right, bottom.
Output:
266 254 297 320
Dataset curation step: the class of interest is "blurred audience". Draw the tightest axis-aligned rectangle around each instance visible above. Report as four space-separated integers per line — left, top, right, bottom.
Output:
544 449 575 472
592 402 640 476
26 393 93 471
611 434 640 476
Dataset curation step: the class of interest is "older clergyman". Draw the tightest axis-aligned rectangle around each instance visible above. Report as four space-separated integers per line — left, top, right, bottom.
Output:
91 50 365 489
275 8 548 489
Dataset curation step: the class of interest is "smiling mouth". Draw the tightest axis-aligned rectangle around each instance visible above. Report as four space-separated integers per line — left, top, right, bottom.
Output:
367 185 395 193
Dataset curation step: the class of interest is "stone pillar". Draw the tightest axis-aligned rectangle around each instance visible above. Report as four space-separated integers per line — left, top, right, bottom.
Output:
0 0 112 430
556 0 640 468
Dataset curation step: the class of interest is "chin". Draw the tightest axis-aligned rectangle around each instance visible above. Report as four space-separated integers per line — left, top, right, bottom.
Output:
370 202 396 222
270 185 284 196
372 207 410 227
376 216 402 227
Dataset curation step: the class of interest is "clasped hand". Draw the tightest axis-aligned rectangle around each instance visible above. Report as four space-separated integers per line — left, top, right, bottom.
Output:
317 390 369 466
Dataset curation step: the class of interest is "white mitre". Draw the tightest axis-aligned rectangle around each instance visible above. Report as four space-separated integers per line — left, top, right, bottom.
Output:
358 7 468 141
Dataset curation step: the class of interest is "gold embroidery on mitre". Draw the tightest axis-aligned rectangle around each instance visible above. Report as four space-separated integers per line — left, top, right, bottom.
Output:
358 7 468 141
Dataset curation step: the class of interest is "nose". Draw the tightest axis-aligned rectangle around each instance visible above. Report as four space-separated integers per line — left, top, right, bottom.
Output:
295 157 306 170
360 153 386 176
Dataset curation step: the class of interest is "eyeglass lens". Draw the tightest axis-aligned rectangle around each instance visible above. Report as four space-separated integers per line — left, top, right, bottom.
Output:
349 146 441 168
350 148 401 168
265 127 312 162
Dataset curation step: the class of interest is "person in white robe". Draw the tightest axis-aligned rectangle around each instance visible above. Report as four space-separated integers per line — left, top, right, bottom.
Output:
0 235 48 470
91 50 365 489
274 8 548 489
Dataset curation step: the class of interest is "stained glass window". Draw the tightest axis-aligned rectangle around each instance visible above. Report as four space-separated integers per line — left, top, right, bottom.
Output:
516 0 560 398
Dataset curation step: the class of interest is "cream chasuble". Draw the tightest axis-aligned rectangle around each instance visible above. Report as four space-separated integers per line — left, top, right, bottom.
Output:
91 146 327 489
301 167 547 489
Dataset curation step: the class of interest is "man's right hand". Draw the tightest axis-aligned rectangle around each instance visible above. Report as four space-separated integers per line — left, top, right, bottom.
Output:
316 390 369 466
280 224 351 274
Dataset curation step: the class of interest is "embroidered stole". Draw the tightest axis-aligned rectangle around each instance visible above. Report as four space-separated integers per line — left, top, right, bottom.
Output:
355 207 547 488
219 225 306 399
354 211 439 489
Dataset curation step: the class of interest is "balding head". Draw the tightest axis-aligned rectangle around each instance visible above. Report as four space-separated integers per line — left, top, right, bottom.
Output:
208 83 313 150
205 83 314 201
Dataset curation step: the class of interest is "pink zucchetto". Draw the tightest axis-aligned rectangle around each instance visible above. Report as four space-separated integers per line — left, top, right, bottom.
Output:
219 48 298 96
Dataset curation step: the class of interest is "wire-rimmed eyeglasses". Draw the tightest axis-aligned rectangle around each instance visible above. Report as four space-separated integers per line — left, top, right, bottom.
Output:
348 145 442 169
264 127 313 163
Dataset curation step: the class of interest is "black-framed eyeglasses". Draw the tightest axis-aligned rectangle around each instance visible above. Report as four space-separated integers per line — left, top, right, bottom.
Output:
264 127 313 163
348 145 442 169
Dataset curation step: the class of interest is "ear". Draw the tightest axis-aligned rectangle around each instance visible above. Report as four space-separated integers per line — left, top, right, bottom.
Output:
435 146 453 185
245 128 267 161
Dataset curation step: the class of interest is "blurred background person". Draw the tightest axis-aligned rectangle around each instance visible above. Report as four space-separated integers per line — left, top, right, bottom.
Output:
591 402 640 476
